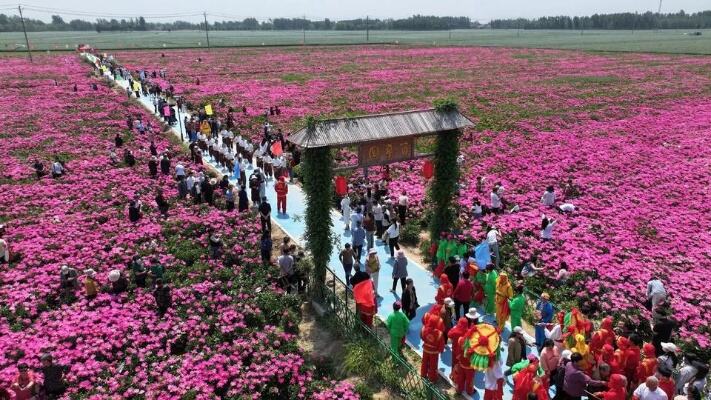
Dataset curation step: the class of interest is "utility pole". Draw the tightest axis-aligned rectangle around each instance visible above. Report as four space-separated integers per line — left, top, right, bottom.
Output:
18 5 32 62
203 12 211 49
366 15 369 42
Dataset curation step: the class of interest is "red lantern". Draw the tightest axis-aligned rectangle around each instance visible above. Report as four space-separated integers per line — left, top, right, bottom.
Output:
335 176 348 196
422 160 434 180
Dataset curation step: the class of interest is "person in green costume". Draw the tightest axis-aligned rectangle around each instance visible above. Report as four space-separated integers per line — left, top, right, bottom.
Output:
436 234 449 264
509 285 526 330
484 264 498 315
456 238 469 259
386 301 410 354
445 237 459 261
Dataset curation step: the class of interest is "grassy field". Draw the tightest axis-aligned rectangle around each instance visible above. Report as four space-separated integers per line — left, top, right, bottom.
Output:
2 28 711 54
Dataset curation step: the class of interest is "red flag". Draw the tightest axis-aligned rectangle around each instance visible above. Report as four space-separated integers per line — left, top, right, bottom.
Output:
270 141 283 157
353 279 375 308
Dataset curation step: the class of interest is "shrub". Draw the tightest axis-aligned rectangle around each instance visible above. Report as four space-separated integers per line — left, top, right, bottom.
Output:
399 220 421 246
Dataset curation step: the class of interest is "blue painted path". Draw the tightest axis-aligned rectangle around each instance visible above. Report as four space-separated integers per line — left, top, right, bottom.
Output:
84 53 544 400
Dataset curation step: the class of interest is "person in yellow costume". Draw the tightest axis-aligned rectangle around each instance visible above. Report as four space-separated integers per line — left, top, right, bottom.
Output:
495 272 513 329
572 334 594 373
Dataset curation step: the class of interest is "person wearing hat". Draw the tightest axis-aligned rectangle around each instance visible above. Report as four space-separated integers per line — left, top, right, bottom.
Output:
59 265 78 290
447 317 469 367
465 307 480 326
636 343 659 386
108 269 128 294
248 169 262 207
128 196 142 222
130 255 147 288
507 326 528 370
657 343 679 372
442 297 455 338
365 248 381 298
535 292 554 350
83 269 98 299
592 373 628 400
385 301 410 354
258 197 272 233
391 249 408 294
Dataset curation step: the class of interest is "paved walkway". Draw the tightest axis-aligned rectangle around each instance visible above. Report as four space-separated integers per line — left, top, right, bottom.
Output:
84 53 537 400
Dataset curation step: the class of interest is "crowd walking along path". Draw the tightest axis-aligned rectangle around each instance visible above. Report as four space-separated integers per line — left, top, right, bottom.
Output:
84 52 532 400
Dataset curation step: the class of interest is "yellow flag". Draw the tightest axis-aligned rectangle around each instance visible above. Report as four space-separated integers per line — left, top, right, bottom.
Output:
205 104 213 115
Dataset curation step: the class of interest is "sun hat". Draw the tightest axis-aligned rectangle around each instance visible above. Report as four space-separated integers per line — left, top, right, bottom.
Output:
661 342 679 353
369 248 377 255
513 326 524 334
466 308 480 320
443 297 455 307
60 265 69 272
561 350 572 360
108 269 121 282
541 292 550 300
84 269 96 277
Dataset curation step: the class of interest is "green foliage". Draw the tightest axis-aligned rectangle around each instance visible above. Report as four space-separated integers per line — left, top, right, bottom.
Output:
428 130 460 241
433 97 459 112
301 147 334 286
166 236 204 267
399 219 421 246
354 382 375 400
303 115 323 130
342 341 384 377
255 291 301 326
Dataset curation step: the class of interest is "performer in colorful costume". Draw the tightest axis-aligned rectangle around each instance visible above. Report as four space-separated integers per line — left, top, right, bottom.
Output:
484 265 498 314
420 317 445 382
422 304 445 333
600 344 623 375
508 286 526 330
593 373 628 400
435 274 453 305
495 272 513 329
636 343 657 385
448 317 470 382
590 316 616 359
461 323 502 395
572 334 594 373
512 358 549 400
563 308 592 349
353 277 376 327
385 301 410 354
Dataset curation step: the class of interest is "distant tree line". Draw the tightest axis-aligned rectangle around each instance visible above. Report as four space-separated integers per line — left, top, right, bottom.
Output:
0 14 474 32
491 10 711 30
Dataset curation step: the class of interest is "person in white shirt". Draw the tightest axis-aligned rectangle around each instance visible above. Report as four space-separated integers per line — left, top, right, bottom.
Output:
647 276 667 309
51 161 65 178
472 199 483 218
372 202 384 238
341 196 352 230
559 203 576 213
545 317 565 354
676 353 699 394
633 376 668 400
350 207 363 231
541 186 556 207
490 188 502 214
397 192 408 223
0 236 9 263
540 215 556 241
486 226 501 267
175 163 185 180
385 220 400 258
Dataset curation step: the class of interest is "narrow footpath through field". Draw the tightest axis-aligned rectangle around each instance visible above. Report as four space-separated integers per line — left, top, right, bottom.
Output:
84 52 534 400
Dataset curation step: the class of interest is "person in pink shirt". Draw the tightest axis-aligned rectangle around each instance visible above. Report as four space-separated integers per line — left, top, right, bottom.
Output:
540 338 560 388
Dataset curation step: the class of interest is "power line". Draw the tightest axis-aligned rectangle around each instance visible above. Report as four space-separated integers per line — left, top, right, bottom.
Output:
19 4 203 19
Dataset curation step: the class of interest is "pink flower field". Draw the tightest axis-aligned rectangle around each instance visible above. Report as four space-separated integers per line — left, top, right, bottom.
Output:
117 45 711 348
0 55 357 398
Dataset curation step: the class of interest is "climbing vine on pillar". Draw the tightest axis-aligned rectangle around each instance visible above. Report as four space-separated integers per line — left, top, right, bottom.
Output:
428 129 461 241
301 146 335 286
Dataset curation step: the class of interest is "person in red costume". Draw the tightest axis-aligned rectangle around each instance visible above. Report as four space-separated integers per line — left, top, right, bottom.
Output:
593 373 628 400
423 304 445 333
513 360 549 400
274 176 288 214
600 344 623 375
623 335 643 387
420 317 445 382
636 343 657 386
435 274 453 305
456 335 476 395
590 317 616 359
448 318 470 383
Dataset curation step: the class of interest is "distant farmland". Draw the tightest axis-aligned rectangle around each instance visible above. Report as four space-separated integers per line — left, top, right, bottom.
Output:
2 28 711 54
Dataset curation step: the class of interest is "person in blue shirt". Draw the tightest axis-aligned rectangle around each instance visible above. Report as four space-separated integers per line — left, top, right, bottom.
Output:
535 292 554 351
351 220 366 262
